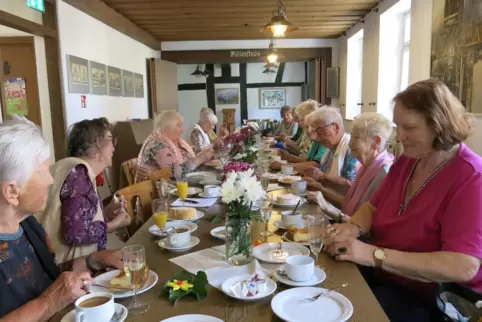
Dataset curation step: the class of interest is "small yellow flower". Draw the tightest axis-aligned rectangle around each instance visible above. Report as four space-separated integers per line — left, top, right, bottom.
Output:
167 279 193 291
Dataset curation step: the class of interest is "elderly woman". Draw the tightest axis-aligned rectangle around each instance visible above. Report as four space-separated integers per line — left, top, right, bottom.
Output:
308 112 393 220
199 107 229 142
303 107 359 188
274 105 298 139
0 116 122 319
190 109 219 152
136 110 213 182
36 118 131 264
324 79 482 322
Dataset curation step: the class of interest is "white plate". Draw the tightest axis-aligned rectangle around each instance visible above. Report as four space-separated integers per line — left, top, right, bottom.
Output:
148 222 198 237
277 176 302 185
91 270 158 299
161 315 224 322
205 160 221 167
272 197 306 208
274 267 327 287
169 187 202 196
199 180 222 185
61 303 127 322
186 171 214 179
274 219 307 230
262 173 284 180
253 242 310 264
198 192 221 198
158 236 200 252
167 210 205 222
210 226 227 240
221 274 277 301
271 287 353 322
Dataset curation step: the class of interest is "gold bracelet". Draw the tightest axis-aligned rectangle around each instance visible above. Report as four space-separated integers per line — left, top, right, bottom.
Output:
348 221 363 237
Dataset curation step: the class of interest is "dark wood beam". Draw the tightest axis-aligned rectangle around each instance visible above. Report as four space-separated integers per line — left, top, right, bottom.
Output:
62 0 160 50
275 62 286 84
0 9 57 38
240 63 247 122
178 83 207 91
246 82 304 88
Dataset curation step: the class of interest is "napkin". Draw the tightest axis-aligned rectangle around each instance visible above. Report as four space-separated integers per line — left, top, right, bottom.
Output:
171 198 217 208
266 184 283 192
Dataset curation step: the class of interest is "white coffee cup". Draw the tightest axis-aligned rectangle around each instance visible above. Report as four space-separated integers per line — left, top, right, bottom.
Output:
167 225 191 248
291 180 307 195
285 255 315 282
281 164 294 175
203 173 217 184
281 210 302 227
75 292 115 322
204 185 220 197
271 155 282 162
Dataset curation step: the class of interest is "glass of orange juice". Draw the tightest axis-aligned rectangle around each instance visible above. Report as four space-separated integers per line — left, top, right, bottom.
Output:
152 199 168 235
176 180 189 204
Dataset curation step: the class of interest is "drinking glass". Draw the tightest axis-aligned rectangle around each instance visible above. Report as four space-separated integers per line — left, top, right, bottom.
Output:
152 199 168 236
259 198 273 237
307 215 326 267
261 175 270 191
156 179 170 200
122 245 149 314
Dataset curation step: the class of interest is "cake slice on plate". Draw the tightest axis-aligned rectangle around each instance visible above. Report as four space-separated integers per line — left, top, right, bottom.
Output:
110 266 150 289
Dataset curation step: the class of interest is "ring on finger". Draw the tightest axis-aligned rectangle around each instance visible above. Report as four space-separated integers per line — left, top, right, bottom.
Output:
81 279 88 288
337 247 347 254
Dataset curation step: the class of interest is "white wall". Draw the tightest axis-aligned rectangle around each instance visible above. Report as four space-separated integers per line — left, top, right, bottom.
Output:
214 83 241 130
179 90 208 140
162 39 338 51
56 0 160 127
0 0 43 24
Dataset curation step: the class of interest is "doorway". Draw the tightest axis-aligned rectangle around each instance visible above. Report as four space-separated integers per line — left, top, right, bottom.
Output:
0 37 42 126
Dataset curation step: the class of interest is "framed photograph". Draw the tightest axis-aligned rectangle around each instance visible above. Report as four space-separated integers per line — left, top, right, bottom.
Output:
107 66 122 96
259 88 286 109
89 61 107 95
122 70 134 97
133 73 144 98
215 88 239 105
67 55 89 94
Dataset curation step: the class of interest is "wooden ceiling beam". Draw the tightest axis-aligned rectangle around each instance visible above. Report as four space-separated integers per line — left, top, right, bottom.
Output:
109 3 375 10
136 16 361 24
105 0 377 4
0 9 57 38
62 0 160 49
117 9 370 16
148 26 352 33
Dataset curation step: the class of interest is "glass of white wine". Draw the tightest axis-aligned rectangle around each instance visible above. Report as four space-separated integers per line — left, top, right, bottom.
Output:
307 215 326 267
122 245 149 314
259 198 273 237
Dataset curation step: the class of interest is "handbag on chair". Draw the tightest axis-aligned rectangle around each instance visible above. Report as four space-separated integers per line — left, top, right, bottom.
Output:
436 283 482 322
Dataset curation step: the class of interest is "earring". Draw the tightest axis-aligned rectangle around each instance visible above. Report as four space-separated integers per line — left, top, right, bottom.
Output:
100 156 104 162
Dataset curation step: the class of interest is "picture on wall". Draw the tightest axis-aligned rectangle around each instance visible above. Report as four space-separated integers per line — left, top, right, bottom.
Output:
122 70 134 97
89 61 107 95
67 55 89 94
107 66 122 96
134 73 144 98
259 88 286 109
431 0 482 112
215 88 239 105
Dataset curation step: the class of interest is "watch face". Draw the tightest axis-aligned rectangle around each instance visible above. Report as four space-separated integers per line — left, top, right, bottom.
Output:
374 249 385 259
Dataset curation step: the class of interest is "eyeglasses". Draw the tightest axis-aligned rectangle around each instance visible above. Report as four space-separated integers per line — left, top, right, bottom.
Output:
314 123 334 133
105 135 117 147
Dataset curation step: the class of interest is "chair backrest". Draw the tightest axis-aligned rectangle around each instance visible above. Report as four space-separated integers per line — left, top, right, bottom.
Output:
148 168 172 182
120 158 138 188
117 180 154 236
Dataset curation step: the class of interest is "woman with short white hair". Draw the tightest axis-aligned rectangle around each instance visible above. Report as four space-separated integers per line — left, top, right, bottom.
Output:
135 110 213 182
190 109 219 152
308 112 394 219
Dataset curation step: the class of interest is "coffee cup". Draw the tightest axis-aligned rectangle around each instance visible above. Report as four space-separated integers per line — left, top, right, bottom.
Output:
285 255 315 282
167 225 191 247
281 210 302 227
204 185 220 197
281 164 294 175
203 173 217 184
271 155 282 162
291 180 307 196
75 292 115 322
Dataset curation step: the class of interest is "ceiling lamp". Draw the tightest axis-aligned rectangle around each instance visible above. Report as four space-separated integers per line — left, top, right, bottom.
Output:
263 0 298 38
191 65 204 77
264 62 278 69
266 40 279 64
262 68 276 74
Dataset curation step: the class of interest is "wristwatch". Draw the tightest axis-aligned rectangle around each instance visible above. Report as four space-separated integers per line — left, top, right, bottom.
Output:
373 248 387 268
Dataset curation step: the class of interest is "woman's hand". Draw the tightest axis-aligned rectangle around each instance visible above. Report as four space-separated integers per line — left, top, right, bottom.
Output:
305 178 323 191
324 223 360 246
307 191 328 208
325 238 376 267
89 250 123 271
304 167 324 181
279 134 288 142
40 271 92 313
220 125 229 138
270 161 284 170
277 149 290 159
108 212 131 232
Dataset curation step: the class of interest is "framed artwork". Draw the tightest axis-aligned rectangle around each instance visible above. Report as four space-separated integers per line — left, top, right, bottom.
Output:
122 70 134 97
259 88 286 109
107 66 122 96
67 55 89 93
134 73 144 98
89 61 107 95
215 88 239 105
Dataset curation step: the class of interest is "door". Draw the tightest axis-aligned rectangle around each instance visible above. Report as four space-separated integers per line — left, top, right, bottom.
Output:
152 59 178 115
0 37 41 126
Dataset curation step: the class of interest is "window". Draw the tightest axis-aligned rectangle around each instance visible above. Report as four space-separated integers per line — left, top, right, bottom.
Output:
346 29 364 119
400 12 411 91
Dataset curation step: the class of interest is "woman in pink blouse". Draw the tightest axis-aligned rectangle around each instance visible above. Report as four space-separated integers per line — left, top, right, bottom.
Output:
135 110 213 182
324 79 482 322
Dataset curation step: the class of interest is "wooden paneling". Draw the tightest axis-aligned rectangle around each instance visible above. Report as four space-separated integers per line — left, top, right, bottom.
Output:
0 10 57 38
102 0 379 41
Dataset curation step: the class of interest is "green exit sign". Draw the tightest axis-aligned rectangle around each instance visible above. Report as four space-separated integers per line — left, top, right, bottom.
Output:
27 0 44 13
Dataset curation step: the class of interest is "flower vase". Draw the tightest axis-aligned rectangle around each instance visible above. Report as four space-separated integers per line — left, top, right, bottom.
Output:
225 218 253 266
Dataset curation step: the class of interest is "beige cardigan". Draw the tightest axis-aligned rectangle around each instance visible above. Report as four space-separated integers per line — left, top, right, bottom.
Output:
35 158 104 264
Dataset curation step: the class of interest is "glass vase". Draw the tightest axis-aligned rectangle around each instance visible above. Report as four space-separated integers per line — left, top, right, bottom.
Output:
225 218 253 266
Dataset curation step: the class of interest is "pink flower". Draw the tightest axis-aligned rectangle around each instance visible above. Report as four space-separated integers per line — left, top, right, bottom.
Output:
223 161 252 174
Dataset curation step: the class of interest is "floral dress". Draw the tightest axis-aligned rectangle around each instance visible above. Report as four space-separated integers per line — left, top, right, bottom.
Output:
320 149 359 183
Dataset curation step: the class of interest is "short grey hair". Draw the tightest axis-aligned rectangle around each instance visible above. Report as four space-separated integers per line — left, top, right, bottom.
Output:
155 110 183 132
352 112 393 150
280 105 292 117
0 116 50 186
199 109 218 124
307 106 343 127
294 100 320 121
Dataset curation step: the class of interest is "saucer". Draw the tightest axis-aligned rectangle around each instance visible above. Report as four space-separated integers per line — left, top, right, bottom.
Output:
274 219 308 230
169 187 202 196
149 221 198 237
221 274 277 301
61 303 127 322
200 180 222 185
274 266 326 287
198 192 221 198
157 236 200 252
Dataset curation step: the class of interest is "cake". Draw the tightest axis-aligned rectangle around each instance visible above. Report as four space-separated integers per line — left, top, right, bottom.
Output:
277 194 299 205
281 176 301 184
169 207 197 220
110 266 149 289
233 274 266 297
287 225 309 243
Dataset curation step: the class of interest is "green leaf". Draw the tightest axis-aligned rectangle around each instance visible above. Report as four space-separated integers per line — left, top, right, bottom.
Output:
211 215 223 224
193 271 208 300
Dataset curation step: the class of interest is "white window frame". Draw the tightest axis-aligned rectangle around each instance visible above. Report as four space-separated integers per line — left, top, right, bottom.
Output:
346 29 364 120
400 11 411 91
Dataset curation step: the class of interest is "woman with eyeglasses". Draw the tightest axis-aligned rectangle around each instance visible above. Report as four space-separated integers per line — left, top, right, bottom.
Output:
36 118 131 263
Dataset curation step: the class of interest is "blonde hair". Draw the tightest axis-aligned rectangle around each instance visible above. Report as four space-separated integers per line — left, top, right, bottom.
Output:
294 99 320 121
352 112 393 150
155 110 182 132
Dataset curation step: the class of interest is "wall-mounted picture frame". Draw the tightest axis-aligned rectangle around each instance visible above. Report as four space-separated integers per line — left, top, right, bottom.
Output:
67 55 89 94
259 88 286 109
89 61 107 95
107 66 122 96
133 73 144 98
215 88 239 105
122 70 134 97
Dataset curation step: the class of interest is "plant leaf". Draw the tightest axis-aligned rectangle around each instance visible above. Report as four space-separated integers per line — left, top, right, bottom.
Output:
193 271 208 300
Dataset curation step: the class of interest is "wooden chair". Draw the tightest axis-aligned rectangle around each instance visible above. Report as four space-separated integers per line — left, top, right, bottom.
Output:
117 180 154 237
148 168 172 183
120 158 138 188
